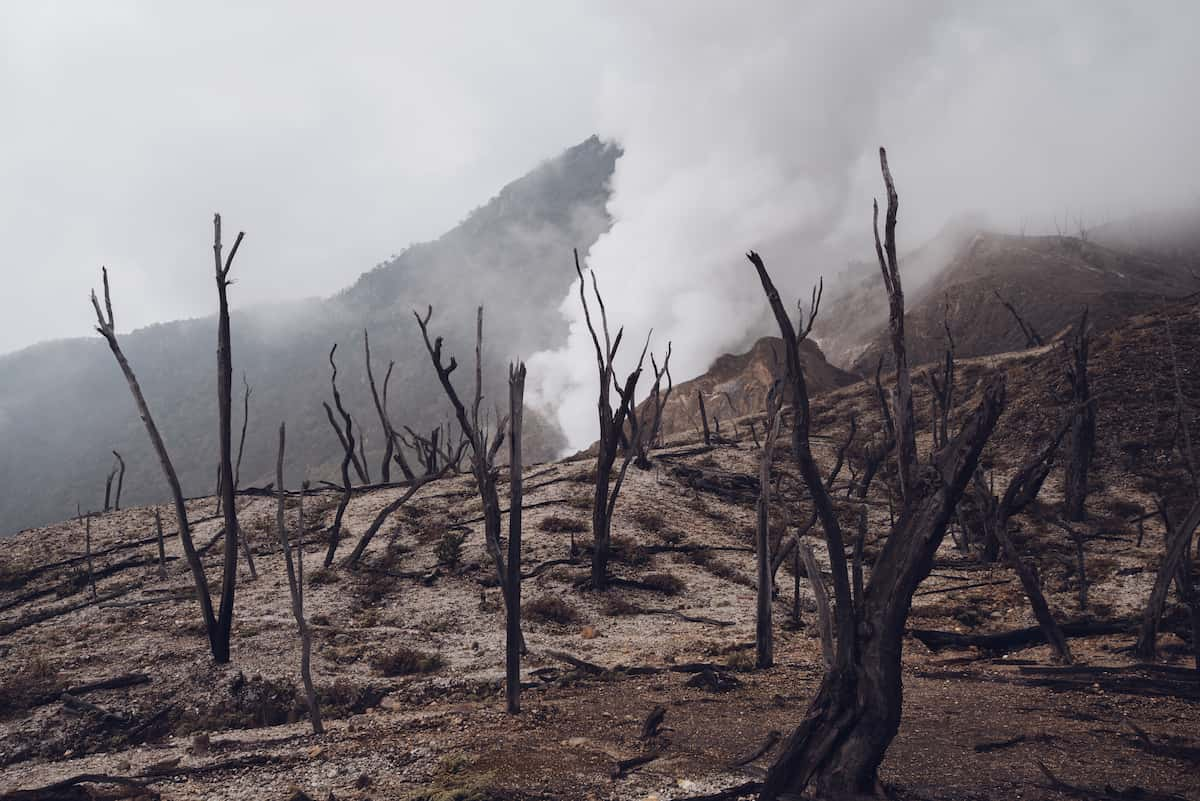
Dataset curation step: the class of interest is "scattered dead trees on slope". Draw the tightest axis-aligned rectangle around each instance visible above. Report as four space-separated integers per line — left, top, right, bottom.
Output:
364 329 416 483
630 344 674 470
572 249 659 590
753 148 1008 800
89 213 245 663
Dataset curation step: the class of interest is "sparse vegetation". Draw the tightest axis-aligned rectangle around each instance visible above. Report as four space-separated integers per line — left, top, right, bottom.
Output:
435 529 467 568
639 571 686 595
523 593 580 624
371 646 444 677
538 514 587 534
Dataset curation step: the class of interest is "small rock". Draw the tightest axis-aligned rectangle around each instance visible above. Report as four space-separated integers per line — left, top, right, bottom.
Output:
306 745 325 759
581 625 598 639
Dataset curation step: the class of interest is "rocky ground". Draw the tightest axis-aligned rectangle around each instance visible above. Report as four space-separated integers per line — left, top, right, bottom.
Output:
2 319 1199 800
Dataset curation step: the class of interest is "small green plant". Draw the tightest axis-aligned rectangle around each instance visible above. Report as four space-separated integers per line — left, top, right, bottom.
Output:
371 646 443 677
523 594 580 624
435 529 466 568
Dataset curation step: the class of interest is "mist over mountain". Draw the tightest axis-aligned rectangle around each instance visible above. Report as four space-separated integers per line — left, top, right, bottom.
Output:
0 136 619 536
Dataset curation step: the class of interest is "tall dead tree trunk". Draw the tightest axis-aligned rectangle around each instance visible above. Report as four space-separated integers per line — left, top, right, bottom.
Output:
275 423 322 733
754 149 1007 799
415 305 519 621
570 250 649 590
234 374 251 491
993 289 1044 348
212 213 244 661
506 362 526 713
83 512 97 601
111 451 125 511
92 261 225 662
755 382 784 669
154 509 167 580
1063 308 1094 522
323 345 356 567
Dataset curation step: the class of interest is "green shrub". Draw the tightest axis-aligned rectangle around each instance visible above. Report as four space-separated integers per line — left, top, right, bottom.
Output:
435 529 466 568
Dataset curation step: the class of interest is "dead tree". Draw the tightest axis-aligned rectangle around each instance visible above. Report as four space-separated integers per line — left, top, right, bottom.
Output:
274 423 322 733
630 343 674 470
213 213 245 643
323 346 369 487
415 305 516 610
993 289 1044 348
102 462 117 513
1062 308 1094 521
571 250 649 590
972 413 1077 664
799 542 833 670
234 374 251 490
111 451 125 511
697 391 712 446
92 256 231 662
506 362 526 713
83 512 97 600
154 509 167 580
755 382 784 669
753 149 1007 799
230 373 258 580
322 345 357 567
364 329 415 483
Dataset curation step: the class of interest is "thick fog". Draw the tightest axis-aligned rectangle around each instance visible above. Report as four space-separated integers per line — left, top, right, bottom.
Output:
3 2 1198 453
528 2 1200 449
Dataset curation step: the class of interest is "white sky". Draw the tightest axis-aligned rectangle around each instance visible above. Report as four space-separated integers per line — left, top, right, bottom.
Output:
2 1 1198 366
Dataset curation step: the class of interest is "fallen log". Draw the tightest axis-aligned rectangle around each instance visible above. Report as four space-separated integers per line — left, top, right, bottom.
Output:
61 693 127 726
909 619 1134 654
612 748 664 778
66 673 151 695
0 773 157 801
729 730 781 766
0 584 142 636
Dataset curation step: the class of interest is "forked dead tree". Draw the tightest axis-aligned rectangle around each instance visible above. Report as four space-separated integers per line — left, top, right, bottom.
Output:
1062 308 1094 522
89 215 242 663
506 362 526 713
364 329 416 483
755 382 784 669
753 149 1007 799
630 343 674 470
275 423 322 734
572 250 649 589
971 413 1078 664
415 305 517 615
213 213 245 641
323 344 357 566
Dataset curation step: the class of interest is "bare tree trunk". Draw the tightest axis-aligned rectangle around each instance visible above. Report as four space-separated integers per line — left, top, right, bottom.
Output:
506 363 526 713
154 509 167 580
83 512 97 601
697 391 712 447
103 461 117 513
993 289 1044 348
564 251 649 590
234 374 251 491
111 451 125 511
799 542 832 670
992 520 1073 664
91 265 222 660
213 214 242 662
756 384 783 669
753 149 1007 799
1063 309 1094 522
323 345 358 567
1136 499 1200 660
275 423 323 734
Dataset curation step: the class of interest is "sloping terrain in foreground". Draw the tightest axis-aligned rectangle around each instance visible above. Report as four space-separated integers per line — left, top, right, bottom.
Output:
1 300 1198 800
